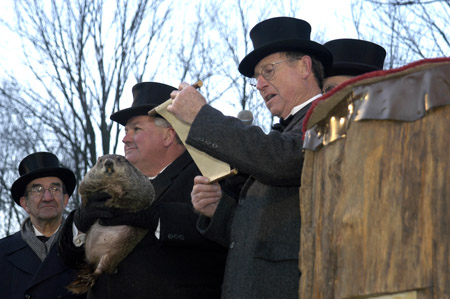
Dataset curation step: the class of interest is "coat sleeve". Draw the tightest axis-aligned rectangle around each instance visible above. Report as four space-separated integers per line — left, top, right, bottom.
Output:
186 105 304 186
57 210 86 270
196 191 237 248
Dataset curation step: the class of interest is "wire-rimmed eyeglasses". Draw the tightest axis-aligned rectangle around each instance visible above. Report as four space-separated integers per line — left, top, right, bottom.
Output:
26 184 63 198
249 57 302 89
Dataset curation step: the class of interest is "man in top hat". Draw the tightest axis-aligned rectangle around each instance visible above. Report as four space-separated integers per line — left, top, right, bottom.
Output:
322 38 386 93
0 152 85 299
167 17 332 298
58 82 227 299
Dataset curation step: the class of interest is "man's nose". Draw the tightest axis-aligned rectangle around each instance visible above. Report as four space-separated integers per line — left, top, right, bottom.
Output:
122 131 131 143
42 189 54 200
256 74 269 90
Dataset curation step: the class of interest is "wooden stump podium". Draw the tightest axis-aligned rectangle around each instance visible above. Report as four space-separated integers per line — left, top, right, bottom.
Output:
300 58 450 299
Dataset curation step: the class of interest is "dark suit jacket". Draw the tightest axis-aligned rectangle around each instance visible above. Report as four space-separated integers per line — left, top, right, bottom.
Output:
188 104 310 299
58 151 227 299
0 231 85 299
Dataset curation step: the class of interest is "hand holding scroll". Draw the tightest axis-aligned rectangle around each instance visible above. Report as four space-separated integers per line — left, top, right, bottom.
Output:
191 176 221 218
150 80 237 183
168 81 206 125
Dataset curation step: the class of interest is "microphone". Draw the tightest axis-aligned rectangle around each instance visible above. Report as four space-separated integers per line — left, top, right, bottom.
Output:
237 110 253 125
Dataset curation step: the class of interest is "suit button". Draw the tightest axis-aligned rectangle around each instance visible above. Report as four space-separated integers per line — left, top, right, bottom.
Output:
212 143 218 149
230 241 235 249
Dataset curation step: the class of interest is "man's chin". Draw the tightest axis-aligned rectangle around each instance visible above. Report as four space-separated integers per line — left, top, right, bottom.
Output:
265 102 279 116
38 211 60 220
124 154 137 164
268 108 282 118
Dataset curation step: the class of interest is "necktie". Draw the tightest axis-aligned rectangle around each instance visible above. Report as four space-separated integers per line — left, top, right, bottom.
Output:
37 236 49 243
272 115 294 131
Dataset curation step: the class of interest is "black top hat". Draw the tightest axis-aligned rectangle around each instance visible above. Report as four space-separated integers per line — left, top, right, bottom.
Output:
11 152 76 205
238 17 333 78
110 82 177 126
324 38 386 77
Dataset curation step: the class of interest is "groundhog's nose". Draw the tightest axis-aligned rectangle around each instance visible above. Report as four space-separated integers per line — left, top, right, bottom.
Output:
104 158 115 173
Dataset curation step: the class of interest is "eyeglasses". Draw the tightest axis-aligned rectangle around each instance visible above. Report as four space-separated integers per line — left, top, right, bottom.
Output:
249 57 302 89
27 185 63 198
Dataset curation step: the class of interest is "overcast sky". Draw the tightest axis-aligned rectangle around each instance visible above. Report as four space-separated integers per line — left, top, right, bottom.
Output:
0 0 358 236
0 0 357 78
0 0 359 158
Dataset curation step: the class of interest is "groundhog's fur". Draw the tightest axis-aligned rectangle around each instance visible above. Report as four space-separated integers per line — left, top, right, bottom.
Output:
67 154 154 294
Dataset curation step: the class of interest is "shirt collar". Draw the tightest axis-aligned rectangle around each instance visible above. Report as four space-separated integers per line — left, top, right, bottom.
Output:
33 223 60 237
148 164 169 180
286 93 322 118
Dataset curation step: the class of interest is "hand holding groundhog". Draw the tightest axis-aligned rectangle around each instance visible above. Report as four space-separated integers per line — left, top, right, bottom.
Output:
73 193 113 233
68 154 155 294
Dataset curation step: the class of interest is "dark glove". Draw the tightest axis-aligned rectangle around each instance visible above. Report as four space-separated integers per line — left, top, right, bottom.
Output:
100 205 159 230
73 193 114 233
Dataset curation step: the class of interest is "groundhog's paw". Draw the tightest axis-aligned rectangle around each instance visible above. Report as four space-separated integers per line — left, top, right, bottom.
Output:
67 273 97 294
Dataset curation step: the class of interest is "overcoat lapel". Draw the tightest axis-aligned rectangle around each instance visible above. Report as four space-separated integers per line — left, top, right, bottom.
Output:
27 245 69 287
151 151 194 200
284 103 311 132
5 233 40 275
5 232 70 290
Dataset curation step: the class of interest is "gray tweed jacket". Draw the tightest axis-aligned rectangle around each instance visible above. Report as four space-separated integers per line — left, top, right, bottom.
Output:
188 103 309 299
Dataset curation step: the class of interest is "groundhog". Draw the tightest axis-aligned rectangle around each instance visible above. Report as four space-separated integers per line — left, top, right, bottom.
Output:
67 154 155 294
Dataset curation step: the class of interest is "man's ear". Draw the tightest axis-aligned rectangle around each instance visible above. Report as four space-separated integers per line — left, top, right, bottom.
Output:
163 127 177 146
63 193 70 208
20 197 30 213
299 55 313 79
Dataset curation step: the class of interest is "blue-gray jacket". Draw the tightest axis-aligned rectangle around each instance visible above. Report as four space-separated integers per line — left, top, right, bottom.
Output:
0 231 85 299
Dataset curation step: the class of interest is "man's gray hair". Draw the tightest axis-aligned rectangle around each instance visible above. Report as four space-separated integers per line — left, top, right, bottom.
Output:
283 51 325 90
152 116 182 144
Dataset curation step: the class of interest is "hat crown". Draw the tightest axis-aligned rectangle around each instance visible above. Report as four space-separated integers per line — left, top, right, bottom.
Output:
131 82 177 107
11 151 76 205
250 17 312 50
324 38 386 76
110 82 177 126
238 17 332 77
19 152 62 176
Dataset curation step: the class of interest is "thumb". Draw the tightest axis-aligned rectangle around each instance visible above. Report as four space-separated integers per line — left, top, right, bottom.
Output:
167 103 173 113
194 175 210 185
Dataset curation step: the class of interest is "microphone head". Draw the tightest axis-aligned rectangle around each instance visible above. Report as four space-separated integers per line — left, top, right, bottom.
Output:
237 110 254 125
